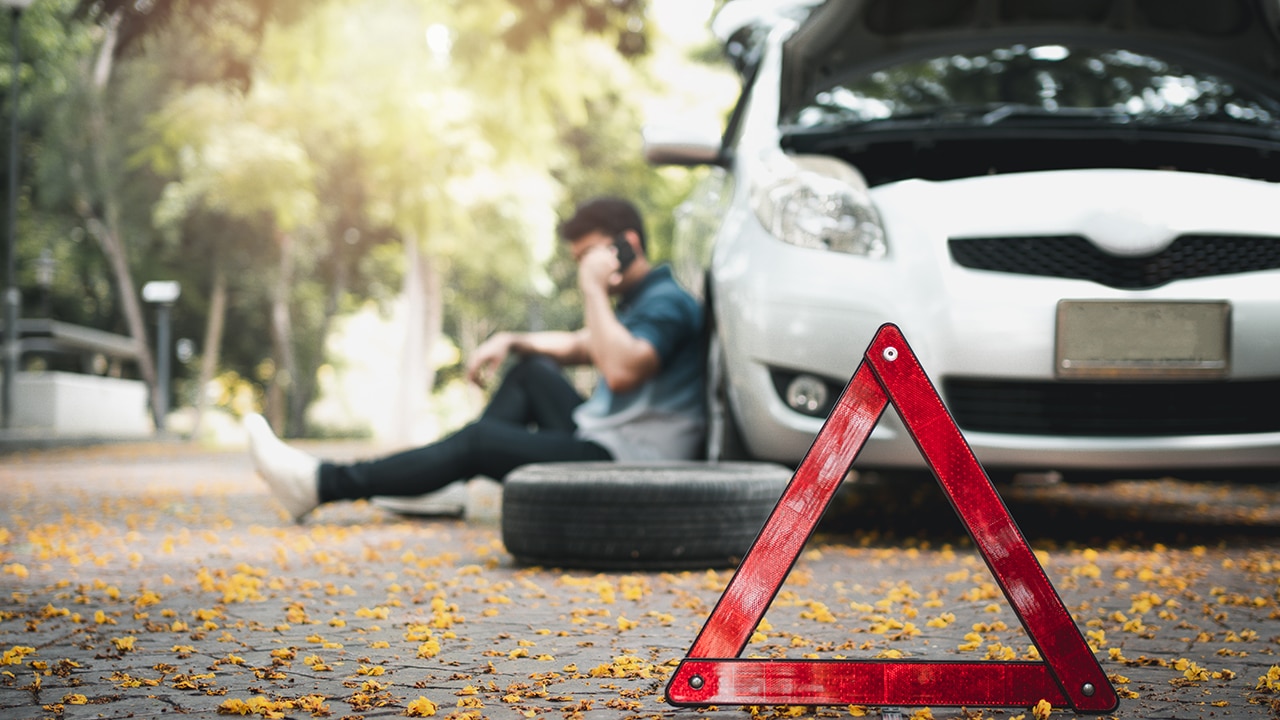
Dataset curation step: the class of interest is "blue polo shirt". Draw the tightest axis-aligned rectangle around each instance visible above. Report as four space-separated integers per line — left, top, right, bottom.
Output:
573 265 706 460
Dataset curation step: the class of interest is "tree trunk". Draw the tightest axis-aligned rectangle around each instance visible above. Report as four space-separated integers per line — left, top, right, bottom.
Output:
92 219 159 420
79 11 162 427
288 236 350 438
424 251 443 419
392 234 443 446
189 257 227 439
285 287 331 438
267 229 298 435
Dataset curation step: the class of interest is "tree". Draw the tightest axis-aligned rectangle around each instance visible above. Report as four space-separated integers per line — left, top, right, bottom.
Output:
149 83 321 432
23 0 314 428
3 0 166 404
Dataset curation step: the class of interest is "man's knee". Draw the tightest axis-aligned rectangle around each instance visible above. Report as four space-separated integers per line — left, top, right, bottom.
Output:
512 353 559 374
505 354 561 385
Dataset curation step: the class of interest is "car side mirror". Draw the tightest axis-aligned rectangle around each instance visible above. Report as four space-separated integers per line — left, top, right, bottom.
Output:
643 123 726 167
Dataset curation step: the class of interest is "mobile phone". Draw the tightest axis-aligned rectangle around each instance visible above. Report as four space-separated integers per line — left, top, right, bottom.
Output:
613 233 637 271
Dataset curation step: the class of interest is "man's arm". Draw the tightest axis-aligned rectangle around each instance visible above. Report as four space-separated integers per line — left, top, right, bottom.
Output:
579 249 661 394
465 330 592 387
510 330 593 365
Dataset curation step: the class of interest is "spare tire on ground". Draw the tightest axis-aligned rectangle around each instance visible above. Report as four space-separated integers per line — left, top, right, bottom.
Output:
501 461 793 570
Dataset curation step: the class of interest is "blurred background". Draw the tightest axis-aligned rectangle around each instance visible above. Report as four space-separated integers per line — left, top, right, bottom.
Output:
0 0 737 448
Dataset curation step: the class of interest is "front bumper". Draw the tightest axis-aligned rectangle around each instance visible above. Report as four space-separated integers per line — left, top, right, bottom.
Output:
712 182 1280 474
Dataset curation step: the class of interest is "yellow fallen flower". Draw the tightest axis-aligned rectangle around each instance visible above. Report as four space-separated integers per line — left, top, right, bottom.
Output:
405 696 438 717
1 646 35 665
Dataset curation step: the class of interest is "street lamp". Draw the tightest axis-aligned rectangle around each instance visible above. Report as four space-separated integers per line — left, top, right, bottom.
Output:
2 0 34 430
142 280 181 433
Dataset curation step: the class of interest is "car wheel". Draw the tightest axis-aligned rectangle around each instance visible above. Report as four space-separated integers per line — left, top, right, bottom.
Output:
501 461 792 570
706 331 751 461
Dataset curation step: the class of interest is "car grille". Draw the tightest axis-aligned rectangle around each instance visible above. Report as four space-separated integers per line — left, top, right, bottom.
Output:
941 378 1280 437
948 234 1280 289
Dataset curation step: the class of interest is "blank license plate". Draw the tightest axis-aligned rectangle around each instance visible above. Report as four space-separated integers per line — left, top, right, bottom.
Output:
1056 301 1230 379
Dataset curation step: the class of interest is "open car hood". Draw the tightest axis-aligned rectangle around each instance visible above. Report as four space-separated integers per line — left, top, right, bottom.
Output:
780 0 1280 119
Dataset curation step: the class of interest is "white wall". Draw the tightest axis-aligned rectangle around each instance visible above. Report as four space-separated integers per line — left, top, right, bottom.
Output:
13 371 153 437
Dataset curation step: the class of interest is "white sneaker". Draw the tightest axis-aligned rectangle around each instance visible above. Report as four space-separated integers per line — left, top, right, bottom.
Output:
244 413 320 522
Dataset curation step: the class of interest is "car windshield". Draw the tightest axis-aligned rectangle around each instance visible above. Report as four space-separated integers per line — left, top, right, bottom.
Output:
786 44 1280 134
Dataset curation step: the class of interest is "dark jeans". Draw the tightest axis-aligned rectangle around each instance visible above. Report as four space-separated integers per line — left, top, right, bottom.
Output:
318 355 612 503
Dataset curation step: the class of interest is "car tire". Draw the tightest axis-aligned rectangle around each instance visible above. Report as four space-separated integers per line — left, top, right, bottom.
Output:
706 331 752 461
501 461 792 570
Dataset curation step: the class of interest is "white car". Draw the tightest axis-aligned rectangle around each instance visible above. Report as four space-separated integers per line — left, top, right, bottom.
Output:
648 0 1280 480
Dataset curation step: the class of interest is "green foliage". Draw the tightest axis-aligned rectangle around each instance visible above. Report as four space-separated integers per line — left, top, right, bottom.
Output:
6 0 166 338
149 86 318 233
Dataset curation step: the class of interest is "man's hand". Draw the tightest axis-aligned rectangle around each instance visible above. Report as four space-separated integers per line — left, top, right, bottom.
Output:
577 243 622 295
466 332 514 387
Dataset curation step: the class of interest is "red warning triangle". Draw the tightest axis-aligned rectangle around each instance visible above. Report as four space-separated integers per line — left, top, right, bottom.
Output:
666 324 1118 713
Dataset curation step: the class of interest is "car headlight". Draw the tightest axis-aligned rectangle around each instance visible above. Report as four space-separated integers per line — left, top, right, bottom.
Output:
752 155 887 258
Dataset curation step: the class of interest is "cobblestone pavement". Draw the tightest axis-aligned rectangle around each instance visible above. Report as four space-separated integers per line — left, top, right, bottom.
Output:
3 443 1280 720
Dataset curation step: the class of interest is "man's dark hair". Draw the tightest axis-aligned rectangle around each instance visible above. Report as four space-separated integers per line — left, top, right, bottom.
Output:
557 197 647 252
